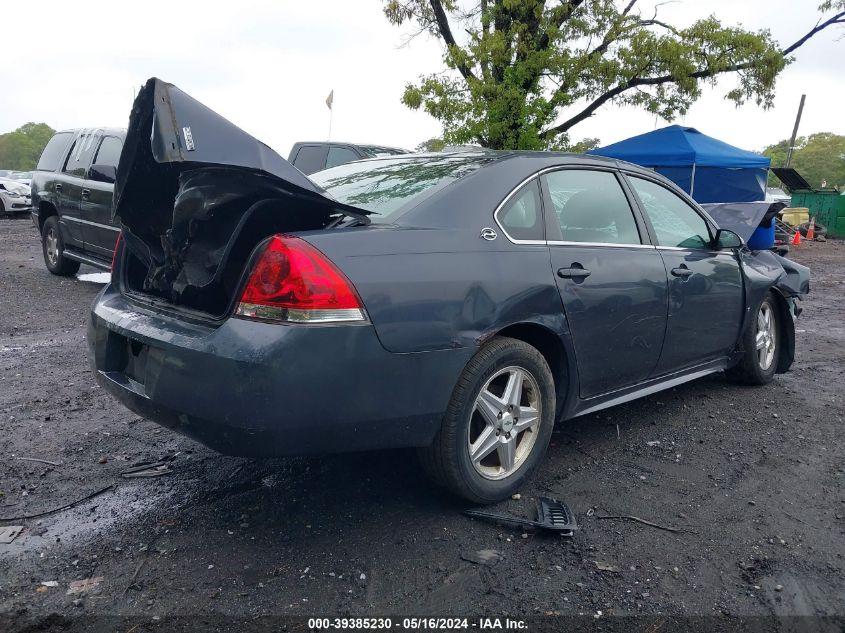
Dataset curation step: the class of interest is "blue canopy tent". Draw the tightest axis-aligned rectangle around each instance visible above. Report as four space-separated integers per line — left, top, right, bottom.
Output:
589 125 770 203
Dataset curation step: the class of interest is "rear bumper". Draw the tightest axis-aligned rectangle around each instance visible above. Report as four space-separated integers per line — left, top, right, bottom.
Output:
88 286 469 456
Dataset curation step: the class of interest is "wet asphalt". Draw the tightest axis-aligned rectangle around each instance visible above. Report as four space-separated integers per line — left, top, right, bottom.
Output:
1 218 844 630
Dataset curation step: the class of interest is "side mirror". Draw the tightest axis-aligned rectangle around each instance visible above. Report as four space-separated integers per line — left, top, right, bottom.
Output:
714 228 743 250
88 164 116 184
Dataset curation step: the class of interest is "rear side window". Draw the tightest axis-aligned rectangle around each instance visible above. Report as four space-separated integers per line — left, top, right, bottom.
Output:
63 133 100 178
93 136 124 169
496 179 544 241
36 132 73 171
325 146 360 169
629 176 712 249
292 145 327 174
542 170 641 245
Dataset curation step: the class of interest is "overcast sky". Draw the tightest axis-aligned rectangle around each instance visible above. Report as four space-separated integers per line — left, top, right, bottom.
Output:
2 0 842 156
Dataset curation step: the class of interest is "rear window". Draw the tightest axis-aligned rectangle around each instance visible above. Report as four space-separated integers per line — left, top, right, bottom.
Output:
292 145 326 174
311 155 494 220
36 132 73 171
358 145 409 158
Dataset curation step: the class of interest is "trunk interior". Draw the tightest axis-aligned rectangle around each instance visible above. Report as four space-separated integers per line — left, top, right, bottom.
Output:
113 77 369 319
121 167 336 318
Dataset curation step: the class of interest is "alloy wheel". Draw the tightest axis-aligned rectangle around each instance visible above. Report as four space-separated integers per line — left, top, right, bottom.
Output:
45 228 59 266
467 366 542 480
756 302 776 371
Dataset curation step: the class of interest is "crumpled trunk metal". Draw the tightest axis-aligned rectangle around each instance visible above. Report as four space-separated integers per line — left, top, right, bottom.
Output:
113 77 368 305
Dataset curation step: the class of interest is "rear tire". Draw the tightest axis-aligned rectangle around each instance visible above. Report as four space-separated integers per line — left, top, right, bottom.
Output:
420 336 555 504
42 216 80 276
726 292 780 385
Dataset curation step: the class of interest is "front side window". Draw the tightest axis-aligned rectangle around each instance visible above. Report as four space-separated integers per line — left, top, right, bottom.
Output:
542 169 641 245
325 146 360 169
93 136 124 169
629 176 711 249
496 179 544 241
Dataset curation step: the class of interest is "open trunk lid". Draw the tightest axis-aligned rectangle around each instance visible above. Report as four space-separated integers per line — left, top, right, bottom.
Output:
113 77 369 316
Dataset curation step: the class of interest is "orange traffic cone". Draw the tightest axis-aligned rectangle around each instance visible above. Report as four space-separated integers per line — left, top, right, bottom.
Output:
791 230 801 245
806 217 815 241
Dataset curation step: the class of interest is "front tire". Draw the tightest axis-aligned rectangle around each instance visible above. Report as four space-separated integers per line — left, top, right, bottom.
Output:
727 292 780 385
420 336 555 504
42 216 80 276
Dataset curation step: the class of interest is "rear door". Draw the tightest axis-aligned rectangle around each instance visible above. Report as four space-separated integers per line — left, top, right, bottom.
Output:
541 168 669 398
57 132 99 248
81 134 123 257
625 174 744 374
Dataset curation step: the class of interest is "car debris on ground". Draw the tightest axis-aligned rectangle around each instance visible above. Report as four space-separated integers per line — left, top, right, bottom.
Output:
464 497 577 534
0 525 24 544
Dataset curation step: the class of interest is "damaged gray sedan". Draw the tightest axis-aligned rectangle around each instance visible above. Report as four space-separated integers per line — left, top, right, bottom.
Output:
88 78 809 503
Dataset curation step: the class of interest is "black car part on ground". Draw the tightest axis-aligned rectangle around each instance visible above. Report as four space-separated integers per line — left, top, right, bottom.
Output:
114 77 370 316
465 498 577 534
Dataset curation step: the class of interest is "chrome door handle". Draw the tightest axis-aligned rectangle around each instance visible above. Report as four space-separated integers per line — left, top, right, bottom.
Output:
81 189 90 199
557 267 591 279
55 184 62 192
671 266 693 278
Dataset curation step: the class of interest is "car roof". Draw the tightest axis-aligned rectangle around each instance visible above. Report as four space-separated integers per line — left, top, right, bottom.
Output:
56 127 127 137
353 149 657 176
293 141 407 151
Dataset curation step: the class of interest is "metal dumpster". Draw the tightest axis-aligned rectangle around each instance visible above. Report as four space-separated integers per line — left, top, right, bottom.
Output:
772 167 845 238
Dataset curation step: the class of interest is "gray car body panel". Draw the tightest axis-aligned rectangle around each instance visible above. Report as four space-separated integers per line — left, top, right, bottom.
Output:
88 80 809 457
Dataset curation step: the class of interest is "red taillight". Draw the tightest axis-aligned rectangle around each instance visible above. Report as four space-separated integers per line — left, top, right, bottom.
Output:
235 234 366 323
111 231 124 273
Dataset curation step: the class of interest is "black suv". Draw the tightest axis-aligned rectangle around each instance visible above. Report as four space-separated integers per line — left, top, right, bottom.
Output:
288 141 408 175
31 128 126 275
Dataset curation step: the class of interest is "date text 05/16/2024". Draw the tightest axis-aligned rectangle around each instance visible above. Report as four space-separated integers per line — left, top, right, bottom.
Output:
307 618 528 630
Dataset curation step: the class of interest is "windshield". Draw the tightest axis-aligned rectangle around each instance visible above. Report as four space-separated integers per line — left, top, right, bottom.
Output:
311 155 495 221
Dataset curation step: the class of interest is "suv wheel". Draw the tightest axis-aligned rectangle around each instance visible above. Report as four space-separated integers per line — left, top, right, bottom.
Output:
420 336 555 503
42 216 80 276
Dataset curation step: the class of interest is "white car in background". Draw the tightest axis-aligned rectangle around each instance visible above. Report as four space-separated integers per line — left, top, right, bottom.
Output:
0 177 32 216
7 171 33 187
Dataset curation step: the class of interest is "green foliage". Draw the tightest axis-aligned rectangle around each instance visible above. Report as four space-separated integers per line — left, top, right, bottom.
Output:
416 137 447 152
384 0 845 150
763 133 845 189
0 123 56 170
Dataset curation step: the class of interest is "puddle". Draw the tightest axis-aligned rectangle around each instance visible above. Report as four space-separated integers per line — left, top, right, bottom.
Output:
77 272 111 284
0 483 177 556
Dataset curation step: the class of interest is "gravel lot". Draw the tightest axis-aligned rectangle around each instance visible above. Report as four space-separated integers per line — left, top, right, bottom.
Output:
1 217 844 630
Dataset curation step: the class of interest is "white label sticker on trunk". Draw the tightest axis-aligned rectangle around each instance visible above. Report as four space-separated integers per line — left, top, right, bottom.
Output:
182 126 195 151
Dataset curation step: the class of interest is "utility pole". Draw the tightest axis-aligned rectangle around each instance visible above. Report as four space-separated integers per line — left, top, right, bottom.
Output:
785 94 806 167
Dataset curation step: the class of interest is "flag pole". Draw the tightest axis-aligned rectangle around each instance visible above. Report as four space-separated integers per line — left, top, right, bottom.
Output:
328 107 333 141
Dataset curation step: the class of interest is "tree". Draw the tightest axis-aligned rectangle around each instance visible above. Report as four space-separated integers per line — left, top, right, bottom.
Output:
384 0 845 150
416 137 447 151
763 133 845 189
0 123 56 170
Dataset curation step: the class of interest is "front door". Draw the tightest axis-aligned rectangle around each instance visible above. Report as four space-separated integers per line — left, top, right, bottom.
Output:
626 175 744 374
542 169 669 398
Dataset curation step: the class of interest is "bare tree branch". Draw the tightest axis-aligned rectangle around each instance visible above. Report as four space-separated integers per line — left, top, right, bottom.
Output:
541 8 845 140
429 0 477 81
782 10 845 55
